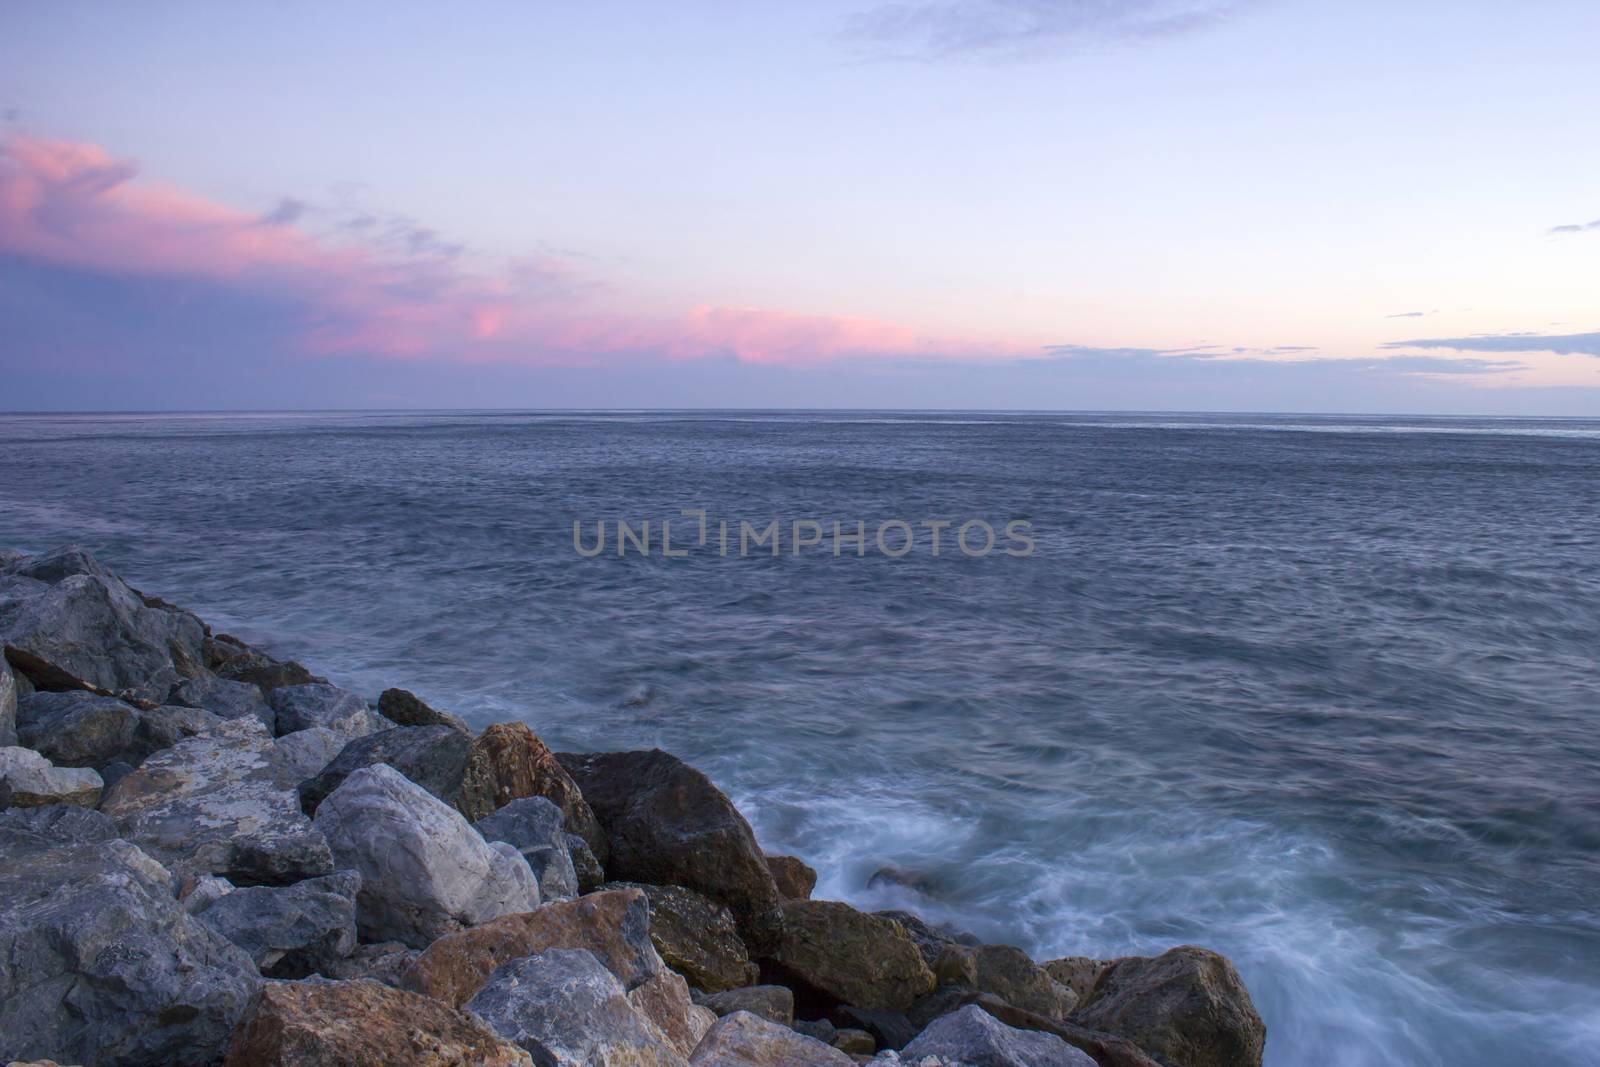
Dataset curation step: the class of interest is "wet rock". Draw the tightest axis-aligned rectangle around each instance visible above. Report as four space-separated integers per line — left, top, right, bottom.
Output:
0 746 102 808
100 717 333 884
0 806 258 1067
700 985 795 1026
1 654 16 746
604 880 758 993
688 1009 856 1067
1041 957 1107 1004
268 683 381 739
15 691 138 768
402 887 662 1008
318 940 419 987
557 748 782 953
765 854 817 900
475 795 580 900
167 674 274 729
568 831 605 891
769 899 935 1013
196 870 360 979
222 977 531 1067
1073 945 1266 1067
205 632 324 691
299 724 472 815
867 865 942 896
460 723 608 861
312 763 540 948
0 547 207 703
465 949 687 1067
273 726 348 781
900 1004 1097 1067
377 687 469 732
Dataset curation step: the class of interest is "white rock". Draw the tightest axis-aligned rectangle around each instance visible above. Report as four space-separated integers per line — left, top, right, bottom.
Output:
0 746 102 808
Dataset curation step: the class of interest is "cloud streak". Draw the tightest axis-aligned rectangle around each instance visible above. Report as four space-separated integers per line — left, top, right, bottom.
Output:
1383 332 1600 358
1547 218 1600 236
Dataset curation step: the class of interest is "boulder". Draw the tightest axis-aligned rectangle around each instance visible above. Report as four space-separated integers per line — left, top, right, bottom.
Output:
965 944 1076 1019
475 795 580 900
699 986 794 1027
0 806 259 1067
688 1010 855 1067
312 763 540 948
100 717 333 884
556 748 781 953
401 887 662 1008
1041 957 1107 1003
1072 946 1266 1067
222 977 531 1067
196 870 360 979
0 746 102 808
273 726 348 781
268 683 381 739
876 911 981 971
318 941 419 987
769 899 935 1013
205 632 323 691
900 1004 1097 1067
134 702 226 751
167 674 275 729
299 725 471 815
180 874 236 914
0 547 207 702
628 967 711 1057
1 653 16 746
376 687 469 732
568 832 605 891
604 881 758 993
466 949 687 1067
833 1029 876 1055
828 1005 915 1051
460 724 608 860
15 691 139 768
765 854 817 900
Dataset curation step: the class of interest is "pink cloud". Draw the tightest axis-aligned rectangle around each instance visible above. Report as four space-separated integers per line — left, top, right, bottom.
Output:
0 133 1019 366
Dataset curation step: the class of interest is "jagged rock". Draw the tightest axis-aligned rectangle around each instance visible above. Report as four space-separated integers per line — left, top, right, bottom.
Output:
222 977 531 1067
834 1029 877 1054
765 854 817 900
318 941 419 987
876 911 981 970
629 967 711 1057
688 1010 855 1067
475 796 580 900
205 632 323 691
793 1018 837 1044
180 874 236 914
196 870 360 979
568 831 605 891
135 702 225 751
100 717 333 885
556 748 781 953
1041 957 1106 1003
0 806 258 1067
465 949 687 1067
459 723 608 861
402 887 661 1008
312 763 540 948
376 687 469 732
604 881 758 993
0 547 207 702
273 726 347 781
0 746 102 808
15 691 138 768
268 683 381 739
167 674 275 729
959 944 1076 1019
1 654 16 746
900 1004 1097 1067
300 724 472 815
700 986 795 1026
770 899 935 1013
1073 946 1266 1067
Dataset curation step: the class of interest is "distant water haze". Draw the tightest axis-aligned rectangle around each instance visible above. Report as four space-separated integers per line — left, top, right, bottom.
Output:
3 410 1598 1066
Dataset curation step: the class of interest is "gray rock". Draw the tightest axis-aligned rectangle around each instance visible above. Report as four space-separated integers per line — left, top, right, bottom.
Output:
568 831 605 892
204 632 323 691
272 726 347 781
0 746 102 808
318 940 419 987
794 1018 838 1044
699 985 795 1026
0 805 259 1067
100 717 333 885
167 674 274 729
313 763 541 948
0 546 207 702
299 724 472 815
268 683 381 738
556 748 783 954
0 654 16 746
181 874 236 914
476 795 581 901
196 870 360 979
16 690 139 768
465 948 687 1067
689 1010 855 1067
377 687 470 732
900 1004 1097 1067
135 702 226 751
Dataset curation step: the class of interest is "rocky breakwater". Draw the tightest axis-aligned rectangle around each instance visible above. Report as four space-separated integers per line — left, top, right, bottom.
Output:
0 545 1267 1067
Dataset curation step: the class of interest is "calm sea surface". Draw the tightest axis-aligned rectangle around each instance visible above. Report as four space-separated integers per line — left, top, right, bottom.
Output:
3 410 1598 1066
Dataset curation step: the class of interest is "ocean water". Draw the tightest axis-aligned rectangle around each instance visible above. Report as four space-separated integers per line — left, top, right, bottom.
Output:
3 410 1598 1066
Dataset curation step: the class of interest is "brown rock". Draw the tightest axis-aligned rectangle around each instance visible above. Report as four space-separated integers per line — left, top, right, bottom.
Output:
457 723 608 862
400 888 660 1008
605 881 758 993
1074 945 1266 1067
376 688 469 732
832 1028 876 1055
1042 955 1108 1002
627 967 707 1057
206 634 324 692
768 899 935 1013
970 943 1077 1019
221 978 531 1066
764 854 816 900
698 985 794 1027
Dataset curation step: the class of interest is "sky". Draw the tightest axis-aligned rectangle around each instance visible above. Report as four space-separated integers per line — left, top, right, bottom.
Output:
2 0 1599 413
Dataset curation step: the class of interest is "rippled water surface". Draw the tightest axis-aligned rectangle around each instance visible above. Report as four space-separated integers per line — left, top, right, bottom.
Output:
4 410 1599 1065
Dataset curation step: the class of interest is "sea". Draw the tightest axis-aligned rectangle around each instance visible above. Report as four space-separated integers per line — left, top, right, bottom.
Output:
2 410 1597 1066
